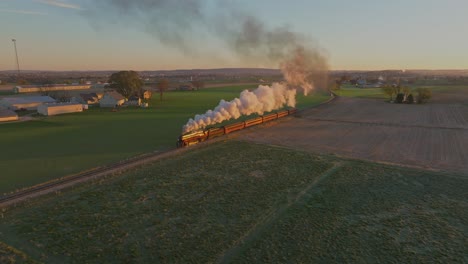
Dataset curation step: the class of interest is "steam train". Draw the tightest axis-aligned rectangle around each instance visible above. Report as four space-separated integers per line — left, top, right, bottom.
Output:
177 108 297 147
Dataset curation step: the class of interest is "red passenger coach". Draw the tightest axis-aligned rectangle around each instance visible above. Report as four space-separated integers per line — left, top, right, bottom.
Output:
244 117 263 127
224 122 245 134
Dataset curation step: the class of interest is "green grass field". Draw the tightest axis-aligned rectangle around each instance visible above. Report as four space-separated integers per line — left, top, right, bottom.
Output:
0 85 330 194
0 141 465 263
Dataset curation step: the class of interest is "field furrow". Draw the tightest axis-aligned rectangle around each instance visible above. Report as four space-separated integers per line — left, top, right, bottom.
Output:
238 97 468 173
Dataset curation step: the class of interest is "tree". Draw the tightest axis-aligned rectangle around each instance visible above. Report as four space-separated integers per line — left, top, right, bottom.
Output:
382 86 394 101
416 88 432 104
17 79 28 85
331 79 343 90
191 80 205 90
108 71 144 98
157 79 170 101
395 93 404 103
402 86 411 97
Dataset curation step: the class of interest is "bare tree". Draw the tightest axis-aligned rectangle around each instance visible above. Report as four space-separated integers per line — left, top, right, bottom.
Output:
157 79 170 101
382 86 394 101
191 80 205 90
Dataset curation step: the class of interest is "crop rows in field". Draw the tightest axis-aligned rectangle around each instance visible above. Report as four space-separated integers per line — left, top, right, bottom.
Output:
238 97 468 173
302 97 468 129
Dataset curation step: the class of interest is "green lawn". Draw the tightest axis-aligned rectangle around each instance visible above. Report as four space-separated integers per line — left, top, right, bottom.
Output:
0 85 330 194
0 141 465 263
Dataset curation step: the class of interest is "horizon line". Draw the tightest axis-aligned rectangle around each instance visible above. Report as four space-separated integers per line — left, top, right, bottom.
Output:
1 68 468 72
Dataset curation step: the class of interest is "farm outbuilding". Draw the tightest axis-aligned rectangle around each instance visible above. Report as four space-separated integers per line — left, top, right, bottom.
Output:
13 84 91 94
37 103 83 116
142 90 152 100
71 93 101 105
100 91 126 108
0 108 19 122
0 96 56 111
125 96 141 106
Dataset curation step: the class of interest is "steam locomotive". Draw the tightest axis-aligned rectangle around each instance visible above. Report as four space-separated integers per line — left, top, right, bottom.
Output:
177 108 297 147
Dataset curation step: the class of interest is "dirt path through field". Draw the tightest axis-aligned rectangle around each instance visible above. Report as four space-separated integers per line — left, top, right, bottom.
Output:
218 162 346 263
237 97 468 173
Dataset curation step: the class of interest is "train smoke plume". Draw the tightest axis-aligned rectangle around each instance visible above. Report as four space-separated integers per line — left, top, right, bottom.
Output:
84 1 329 133
182 46 328 133
83 1 328 67
183 83 296 133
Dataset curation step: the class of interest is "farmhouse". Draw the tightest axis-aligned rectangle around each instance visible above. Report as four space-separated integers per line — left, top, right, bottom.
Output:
0 108 19 122
0 96 56 111
100 91 126 108
142 89 152 100
13 84 91 94
37 103 84 116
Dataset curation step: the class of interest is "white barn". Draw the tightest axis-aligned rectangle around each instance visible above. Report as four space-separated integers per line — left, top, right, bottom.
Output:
0 96 56 111
0 109 19 122
37 103 83 116
100 91 126 108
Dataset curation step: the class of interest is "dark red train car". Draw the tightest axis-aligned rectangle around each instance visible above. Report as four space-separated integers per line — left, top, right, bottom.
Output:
244 117 263 127
178 108 298 147
224 122 245 134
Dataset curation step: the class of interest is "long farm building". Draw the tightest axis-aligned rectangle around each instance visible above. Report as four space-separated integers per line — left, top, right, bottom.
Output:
37 103 83 116
13 84 91 94
0 96 56 111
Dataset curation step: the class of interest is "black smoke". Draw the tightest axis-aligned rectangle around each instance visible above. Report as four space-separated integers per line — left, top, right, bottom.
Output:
84 0 328 86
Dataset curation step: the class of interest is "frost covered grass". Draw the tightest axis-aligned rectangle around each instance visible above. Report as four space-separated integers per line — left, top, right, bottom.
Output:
0 141 466 263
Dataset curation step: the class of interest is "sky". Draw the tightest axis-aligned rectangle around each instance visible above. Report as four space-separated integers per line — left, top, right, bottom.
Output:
1 0 467 71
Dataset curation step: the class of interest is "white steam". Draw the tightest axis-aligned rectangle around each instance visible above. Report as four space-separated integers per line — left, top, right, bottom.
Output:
182 46 327 134
183 83 297 133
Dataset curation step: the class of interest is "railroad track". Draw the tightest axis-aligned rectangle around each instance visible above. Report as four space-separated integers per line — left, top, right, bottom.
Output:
0 149 185 208
1 96 337 208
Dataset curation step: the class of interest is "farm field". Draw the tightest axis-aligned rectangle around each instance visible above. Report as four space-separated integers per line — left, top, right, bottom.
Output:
0 141 466 263
335 84 468 105
333 86 386 99
0 85 330 194
415 85 468 104
239 96 468 173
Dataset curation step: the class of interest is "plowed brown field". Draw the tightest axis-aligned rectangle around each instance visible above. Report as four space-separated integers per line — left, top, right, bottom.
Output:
237 97 468 173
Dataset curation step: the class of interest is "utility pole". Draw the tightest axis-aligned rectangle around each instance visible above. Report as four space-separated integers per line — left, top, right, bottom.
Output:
12 39 21 81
